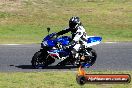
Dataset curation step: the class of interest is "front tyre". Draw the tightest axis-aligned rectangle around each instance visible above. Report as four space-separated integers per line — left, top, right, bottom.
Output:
31 51 46 69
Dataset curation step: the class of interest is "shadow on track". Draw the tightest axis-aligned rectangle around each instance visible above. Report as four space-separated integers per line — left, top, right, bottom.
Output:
15 65 77 69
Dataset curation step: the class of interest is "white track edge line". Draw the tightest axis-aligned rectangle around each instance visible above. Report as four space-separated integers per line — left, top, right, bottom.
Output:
0 42 117 45
104 42 117 44
0 44 22 45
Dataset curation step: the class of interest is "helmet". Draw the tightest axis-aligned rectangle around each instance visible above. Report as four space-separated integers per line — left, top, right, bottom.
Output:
69 16 81 29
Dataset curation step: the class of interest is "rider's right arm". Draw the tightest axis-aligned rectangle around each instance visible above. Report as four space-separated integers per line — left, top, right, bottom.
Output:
56 27 70 36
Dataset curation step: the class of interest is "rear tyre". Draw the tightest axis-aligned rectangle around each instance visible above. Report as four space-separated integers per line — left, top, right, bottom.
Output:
78 48 97 67
87 48 97 66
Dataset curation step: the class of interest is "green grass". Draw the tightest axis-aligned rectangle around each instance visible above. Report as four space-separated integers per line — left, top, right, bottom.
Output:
0 0 132 43
0 70 131 88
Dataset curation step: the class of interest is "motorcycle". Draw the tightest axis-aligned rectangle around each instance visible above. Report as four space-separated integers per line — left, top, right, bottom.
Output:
31 28 102 69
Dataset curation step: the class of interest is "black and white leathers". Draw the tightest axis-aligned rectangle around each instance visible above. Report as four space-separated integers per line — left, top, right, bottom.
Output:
57 25 88 52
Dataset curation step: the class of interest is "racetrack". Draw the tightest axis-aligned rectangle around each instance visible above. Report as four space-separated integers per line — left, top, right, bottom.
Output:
0 42 132 72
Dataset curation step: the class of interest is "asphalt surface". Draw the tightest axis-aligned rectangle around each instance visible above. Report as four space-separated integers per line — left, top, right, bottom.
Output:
0 42 132 72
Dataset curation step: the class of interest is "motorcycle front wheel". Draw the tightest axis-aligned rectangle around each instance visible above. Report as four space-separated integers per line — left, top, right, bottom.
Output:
31 51 46 69
31 51 55 69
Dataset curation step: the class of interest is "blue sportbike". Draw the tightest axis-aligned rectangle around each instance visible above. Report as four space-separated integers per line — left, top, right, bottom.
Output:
31 28 102 68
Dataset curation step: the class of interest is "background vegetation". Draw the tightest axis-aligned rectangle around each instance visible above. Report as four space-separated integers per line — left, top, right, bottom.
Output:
0 70 131 88
0 1 131 88
0 0 131 43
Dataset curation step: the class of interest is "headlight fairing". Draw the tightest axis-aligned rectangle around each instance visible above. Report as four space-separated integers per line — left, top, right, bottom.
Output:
41 41 48 47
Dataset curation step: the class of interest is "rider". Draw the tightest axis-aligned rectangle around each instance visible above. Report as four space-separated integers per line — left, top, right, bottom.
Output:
56 16 88 64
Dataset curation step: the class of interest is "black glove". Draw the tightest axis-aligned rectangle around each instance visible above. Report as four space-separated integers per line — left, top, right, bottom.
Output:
63 45 69 50
62 40 76 50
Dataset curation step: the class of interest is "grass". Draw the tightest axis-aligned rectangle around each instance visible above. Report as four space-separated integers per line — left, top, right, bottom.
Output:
0 1 131 88
0 70 131 88
0 0 131 43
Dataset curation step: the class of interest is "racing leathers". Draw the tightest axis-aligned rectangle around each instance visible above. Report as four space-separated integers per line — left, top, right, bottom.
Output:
56 25 88 63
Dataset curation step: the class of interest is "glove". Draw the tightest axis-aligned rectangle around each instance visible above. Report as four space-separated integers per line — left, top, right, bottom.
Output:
63 45 69 50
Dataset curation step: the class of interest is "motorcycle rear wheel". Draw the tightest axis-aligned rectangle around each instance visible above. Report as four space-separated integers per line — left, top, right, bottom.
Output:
78 48 97 67
86 48 97 66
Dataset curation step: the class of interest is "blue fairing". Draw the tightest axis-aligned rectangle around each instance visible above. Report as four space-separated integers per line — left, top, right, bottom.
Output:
87 36 102 43
43 33 102 47
43 33 57 47
57 36 71 46
44 33 56 40
47 40 57 47
44 34 71 47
